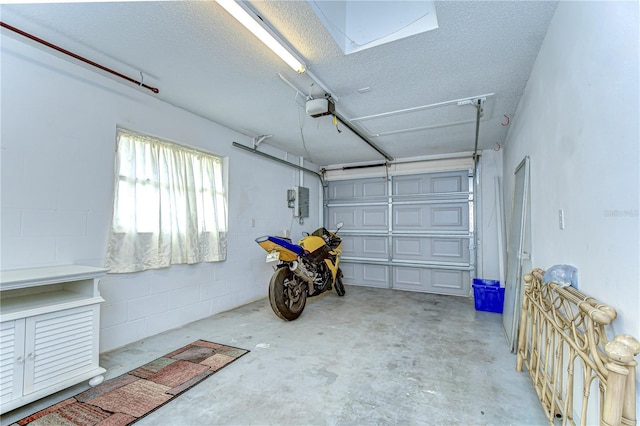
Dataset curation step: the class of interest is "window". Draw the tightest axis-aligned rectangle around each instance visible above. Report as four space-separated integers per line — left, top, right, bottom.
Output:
106 129 227 273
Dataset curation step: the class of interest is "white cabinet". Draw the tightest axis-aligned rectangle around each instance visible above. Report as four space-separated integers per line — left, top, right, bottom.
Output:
0 265 108 414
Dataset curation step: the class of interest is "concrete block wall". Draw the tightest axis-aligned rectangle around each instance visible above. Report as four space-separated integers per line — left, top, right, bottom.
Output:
0 34 321 352
503 0 638 339
501 1 639 415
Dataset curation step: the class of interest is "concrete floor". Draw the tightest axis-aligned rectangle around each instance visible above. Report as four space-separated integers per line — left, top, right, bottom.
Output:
3 285 547 425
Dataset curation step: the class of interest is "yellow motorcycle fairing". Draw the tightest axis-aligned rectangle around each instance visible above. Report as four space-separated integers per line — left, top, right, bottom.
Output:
324 255 340 280
255 236 301 262
300 233 342 281
298 235 326 253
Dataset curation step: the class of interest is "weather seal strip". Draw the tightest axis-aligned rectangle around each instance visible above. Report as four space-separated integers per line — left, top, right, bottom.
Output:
0 21 160 94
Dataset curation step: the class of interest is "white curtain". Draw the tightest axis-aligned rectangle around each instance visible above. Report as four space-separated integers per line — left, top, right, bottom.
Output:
106 129 227 273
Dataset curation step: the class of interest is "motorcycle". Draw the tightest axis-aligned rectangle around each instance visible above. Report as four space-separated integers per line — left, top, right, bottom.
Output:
255 222 345 321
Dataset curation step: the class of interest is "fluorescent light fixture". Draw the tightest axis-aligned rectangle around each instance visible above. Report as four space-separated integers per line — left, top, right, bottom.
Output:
216 0 306 73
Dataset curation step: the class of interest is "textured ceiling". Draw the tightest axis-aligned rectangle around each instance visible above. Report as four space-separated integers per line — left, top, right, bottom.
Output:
0 1 558 167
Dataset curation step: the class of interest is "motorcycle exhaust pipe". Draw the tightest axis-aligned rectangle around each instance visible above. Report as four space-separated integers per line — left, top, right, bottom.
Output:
289 261 315 285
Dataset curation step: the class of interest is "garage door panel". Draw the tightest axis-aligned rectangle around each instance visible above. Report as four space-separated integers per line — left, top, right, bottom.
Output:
363 264 387 284
328 206 388 230
432 238 468 261
340 237 356 256
394 179 422 196
394 207 423 227
432 269 469 291
340 236 388 259
393 203 468 232
332 181 357 199
341 262 389 288
394 238 422 257
431 205 464 227
362 208 388 228
339 262 356 281
393 266 470 294
394 267 422 290
393 237 470 263
362 237 388 258
393 171 469 195
363 181 387 197
329 178 387 201
431 174 465 193
330 208 357 229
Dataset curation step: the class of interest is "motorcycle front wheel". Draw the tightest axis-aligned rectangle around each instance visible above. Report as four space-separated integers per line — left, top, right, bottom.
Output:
269 267 307 321
335 268 346 297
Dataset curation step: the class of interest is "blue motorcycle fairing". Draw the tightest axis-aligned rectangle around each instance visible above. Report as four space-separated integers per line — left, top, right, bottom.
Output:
255 235 305 256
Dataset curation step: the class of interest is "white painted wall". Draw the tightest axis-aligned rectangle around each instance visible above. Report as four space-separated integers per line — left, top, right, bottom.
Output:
502 0 639 412
0 35 321 352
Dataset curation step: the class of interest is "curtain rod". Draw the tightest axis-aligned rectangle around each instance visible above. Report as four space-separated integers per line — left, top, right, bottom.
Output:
1 22 160 94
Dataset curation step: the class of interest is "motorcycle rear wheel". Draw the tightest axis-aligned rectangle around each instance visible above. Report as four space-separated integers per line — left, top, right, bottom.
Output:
269 267 307 321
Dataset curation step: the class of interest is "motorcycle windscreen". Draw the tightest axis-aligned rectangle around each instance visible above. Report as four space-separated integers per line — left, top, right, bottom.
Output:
255 236 303 262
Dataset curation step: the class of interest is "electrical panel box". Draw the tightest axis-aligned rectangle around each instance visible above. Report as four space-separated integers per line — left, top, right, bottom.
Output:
294 186 309 218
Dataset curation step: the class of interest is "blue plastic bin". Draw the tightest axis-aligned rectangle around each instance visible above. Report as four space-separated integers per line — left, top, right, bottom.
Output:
472 278 504 313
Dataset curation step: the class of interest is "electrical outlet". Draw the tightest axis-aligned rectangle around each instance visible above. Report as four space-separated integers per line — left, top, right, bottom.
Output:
559 209 565 230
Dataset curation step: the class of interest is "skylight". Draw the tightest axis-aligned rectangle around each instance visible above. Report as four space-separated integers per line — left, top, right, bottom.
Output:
307 0 438 55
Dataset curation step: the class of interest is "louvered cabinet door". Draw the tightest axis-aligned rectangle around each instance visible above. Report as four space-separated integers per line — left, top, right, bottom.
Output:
0 319 26 405
23 305 99 395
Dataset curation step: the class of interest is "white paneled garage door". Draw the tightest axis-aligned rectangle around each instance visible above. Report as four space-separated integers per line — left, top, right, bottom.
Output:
326 170 473 296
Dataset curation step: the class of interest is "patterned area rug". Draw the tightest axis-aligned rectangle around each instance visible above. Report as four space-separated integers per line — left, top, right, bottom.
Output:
13 340 249 426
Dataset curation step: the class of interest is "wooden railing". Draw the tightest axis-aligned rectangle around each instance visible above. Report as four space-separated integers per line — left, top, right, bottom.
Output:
516 268 639 426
